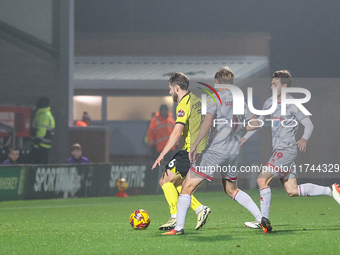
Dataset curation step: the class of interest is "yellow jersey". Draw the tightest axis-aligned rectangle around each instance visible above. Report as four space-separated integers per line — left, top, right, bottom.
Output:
175 92 208 153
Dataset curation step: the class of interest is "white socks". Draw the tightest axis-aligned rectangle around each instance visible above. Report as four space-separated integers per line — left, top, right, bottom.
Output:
195 205 204 215
175 194 191 231
234 190 262 223
260 187 271 219
298 183 332 197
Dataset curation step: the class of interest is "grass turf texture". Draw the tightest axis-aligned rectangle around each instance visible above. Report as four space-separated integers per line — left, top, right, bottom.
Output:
0 189 339 254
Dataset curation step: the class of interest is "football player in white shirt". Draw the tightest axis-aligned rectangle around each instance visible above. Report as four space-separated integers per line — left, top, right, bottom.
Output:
241 70 340 230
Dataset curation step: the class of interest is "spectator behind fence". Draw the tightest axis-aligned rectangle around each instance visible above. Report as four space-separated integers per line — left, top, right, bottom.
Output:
31 97 55 164
66 143 89 164
1 148 20 165
75 111 92 127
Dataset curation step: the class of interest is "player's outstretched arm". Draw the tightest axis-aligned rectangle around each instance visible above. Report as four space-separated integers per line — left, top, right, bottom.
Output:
241 115 265 147
245 116 261 131
239 137 247 148
189 147 198 164
295 118 314 152
295 138 307 152
151 123 184 170
189 113 214 163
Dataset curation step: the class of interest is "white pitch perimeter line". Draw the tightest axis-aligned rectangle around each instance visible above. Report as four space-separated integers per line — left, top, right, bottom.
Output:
0 193 224 210
0 200 160 211
0 203 110 210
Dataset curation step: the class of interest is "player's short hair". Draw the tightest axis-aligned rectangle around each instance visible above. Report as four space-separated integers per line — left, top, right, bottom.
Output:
272 70 292 87
215 66 235 84
169 72 189 90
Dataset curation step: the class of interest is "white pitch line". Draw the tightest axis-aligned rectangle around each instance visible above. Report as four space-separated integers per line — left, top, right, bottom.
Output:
0 200 162 210
0 193 224 211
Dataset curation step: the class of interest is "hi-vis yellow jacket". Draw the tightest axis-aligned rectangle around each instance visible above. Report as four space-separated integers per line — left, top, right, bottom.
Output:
32 107 55 148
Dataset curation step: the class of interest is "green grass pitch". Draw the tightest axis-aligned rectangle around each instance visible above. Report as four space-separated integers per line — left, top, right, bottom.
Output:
0 189 339 254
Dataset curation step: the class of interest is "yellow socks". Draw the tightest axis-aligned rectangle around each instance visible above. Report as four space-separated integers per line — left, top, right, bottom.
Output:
162 182 204 216
162 182 178 216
